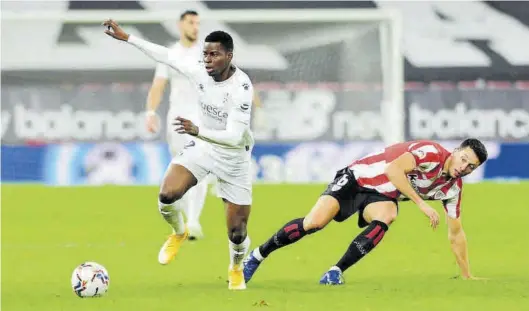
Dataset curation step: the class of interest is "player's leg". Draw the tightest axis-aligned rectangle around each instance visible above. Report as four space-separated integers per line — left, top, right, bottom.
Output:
158 139 210 265
320 199 397 285
166 124 193 218
185 178 209 240
224 198 251 290
215 175 253 290
244 167 356 283
167 127 208 241
260 195 338 258
242 195 339 283
157 163 197 264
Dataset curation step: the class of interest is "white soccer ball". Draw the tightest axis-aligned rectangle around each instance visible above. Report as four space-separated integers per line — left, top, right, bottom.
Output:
71 262 110 298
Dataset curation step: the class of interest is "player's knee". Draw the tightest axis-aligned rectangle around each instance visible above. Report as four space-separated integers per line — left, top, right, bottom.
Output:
158 190 184 205
378 208 398 225
228 225 247 244
302 216 326 232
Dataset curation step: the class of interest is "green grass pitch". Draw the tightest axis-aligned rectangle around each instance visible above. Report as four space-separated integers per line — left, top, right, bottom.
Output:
2 183 529 311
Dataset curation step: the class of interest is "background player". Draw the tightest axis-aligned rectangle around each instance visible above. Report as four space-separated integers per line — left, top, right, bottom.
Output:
243 139 488 285
104 20 255 290
145 10 208 240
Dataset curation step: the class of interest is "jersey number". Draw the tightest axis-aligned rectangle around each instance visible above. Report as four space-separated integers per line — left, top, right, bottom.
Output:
336 174 349 186
331 174 350 192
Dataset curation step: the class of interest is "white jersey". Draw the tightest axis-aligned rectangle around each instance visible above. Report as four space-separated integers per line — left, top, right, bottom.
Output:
154 42 202 123
193 68 254 153
129 35 255 158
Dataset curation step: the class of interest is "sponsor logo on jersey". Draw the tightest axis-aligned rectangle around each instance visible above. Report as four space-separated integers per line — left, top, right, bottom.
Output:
201 102 228 121
408 174 420 193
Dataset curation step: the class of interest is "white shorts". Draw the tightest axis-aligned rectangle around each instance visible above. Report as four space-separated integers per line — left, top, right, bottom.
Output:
171 141 252 205
166 111 195 157
166 127 191 157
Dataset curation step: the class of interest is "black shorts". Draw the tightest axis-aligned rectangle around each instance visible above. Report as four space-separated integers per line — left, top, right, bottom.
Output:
321 167 398 228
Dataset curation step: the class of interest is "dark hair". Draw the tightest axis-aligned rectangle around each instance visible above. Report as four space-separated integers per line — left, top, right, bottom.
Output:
180 10 198 20
205 30 234 52
460 138 488 164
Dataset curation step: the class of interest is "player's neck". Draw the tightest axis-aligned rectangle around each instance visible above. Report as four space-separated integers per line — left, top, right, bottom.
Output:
213 65 236 82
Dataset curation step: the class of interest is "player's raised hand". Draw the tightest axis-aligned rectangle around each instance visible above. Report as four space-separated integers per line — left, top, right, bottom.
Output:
173 117 199 136
418 201 440 229
102 19 130 41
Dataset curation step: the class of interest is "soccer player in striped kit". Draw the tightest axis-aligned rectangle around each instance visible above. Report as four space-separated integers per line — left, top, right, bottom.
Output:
243 139 488 285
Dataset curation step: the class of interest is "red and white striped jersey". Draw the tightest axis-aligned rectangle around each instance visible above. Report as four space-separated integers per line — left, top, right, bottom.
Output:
349 140 463 219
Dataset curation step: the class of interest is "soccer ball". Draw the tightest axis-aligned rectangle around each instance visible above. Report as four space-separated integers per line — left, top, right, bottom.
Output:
71 262 110 298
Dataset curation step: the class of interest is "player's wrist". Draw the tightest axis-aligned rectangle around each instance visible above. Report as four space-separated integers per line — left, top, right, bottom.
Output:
416 199 427 208
146 110 157 116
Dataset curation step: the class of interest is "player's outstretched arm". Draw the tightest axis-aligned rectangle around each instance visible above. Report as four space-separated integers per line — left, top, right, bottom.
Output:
103 19 199 81
384 152 440 229
446 217 473 279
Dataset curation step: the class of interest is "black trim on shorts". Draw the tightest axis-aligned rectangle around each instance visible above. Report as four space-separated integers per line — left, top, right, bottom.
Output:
321 167 398 228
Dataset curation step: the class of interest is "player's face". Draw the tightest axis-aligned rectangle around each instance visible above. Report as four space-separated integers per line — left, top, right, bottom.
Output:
179 15 200 42
203 42 233 76
449 147 480 178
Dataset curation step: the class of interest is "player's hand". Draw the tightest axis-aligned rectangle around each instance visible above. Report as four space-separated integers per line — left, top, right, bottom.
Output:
418 201 440 229
145 111 160 133
173 117 199 136
102 19 130 41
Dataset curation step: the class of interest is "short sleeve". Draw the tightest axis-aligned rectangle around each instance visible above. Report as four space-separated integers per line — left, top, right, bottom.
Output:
442 180 463 219
408 142 442 173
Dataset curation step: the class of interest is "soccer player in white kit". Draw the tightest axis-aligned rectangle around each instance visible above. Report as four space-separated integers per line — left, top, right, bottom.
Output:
145 10 208 240
104 19 254 290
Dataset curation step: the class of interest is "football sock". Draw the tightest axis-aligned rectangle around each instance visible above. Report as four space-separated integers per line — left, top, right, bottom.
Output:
230 235 250 268
258 218 319 258
158 200 185 235
335 220 388 272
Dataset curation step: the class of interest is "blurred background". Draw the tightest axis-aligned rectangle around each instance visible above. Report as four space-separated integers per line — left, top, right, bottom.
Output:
2 0 529 186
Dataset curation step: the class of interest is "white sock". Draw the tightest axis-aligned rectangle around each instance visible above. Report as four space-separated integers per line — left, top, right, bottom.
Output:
186 180 208 226
252 247 264 262
158 200 185 235
229 236 250 268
